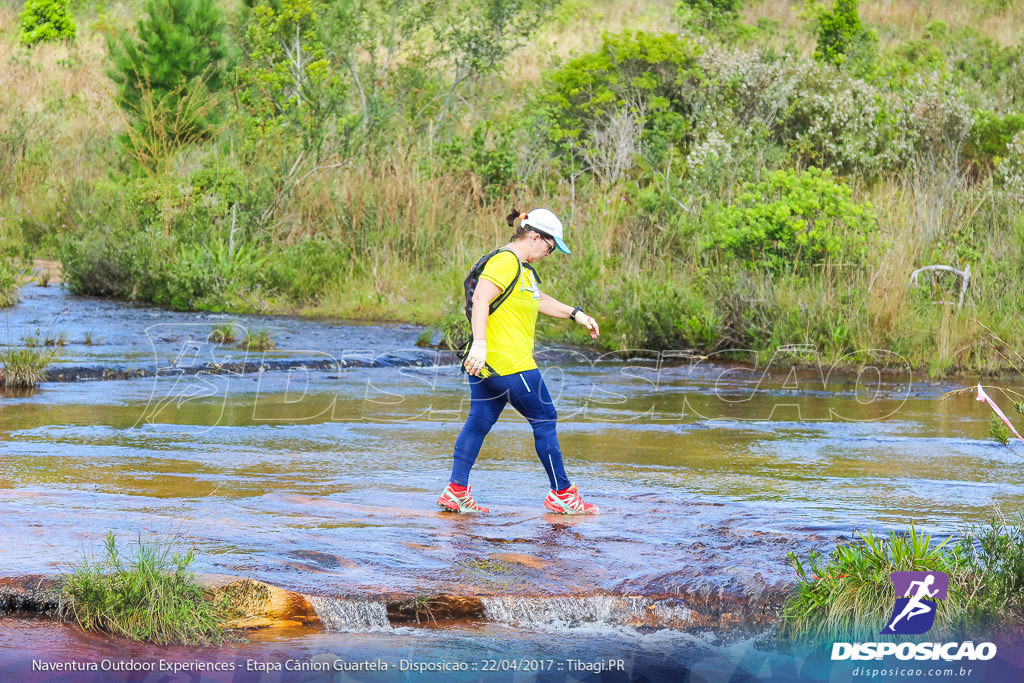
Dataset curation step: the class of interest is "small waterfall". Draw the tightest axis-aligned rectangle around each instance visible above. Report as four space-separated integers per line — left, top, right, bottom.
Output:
480 596 695 629
308 596 392 632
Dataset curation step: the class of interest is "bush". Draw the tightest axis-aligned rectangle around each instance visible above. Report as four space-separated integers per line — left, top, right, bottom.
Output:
1 348 55 388
810 0 876 75
996 131 1024 204
705 167 876 273
601 278 718 350
781 528 979 642
692 48 912 177
264 237 351 304
967 111 1024 169
962 516 1024 628
676 0 751 40
783 520 1024 642
58 224 139 299
242 329 275 351
62 532 229 645
19 0 76 47
0 257 26 307
539 31 704 168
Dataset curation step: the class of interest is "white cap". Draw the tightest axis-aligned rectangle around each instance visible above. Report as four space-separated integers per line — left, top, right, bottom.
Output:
522 208 570 254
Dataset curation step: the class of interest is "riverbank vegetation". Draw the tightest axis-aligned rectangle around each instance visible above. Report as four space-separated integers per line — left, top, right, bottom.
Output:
2 0 1023 375
0 347 55 387
782 519 1024 641
61 532 232 645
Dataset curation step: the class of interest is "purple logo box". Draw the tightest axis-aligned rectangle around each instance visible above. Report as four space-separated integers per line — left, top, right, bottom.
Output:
881 571 949 635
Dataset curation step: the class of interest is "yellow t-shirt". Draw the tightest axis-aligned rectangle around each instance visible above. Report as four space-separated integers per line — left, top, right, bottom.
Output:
479 250 540 376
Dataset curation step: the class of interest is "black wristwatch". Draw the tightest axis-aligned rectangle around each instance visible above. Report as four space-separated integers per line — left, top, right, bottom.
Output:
570 306 584 321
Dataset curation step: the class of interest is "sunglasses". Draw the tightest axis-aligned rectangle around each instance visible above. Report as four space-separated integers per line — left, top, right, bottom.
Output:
535 232 556 254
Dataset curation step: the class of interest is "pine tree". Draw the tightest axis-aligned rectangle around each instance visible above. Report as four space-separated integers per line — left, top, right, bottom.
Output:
812 0 877 73
107 0 227 154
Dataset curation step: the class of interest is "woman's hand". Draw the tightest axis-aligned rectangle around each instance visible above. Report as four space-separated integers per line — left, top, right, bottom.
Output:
573 310 600 339
464 339 488 376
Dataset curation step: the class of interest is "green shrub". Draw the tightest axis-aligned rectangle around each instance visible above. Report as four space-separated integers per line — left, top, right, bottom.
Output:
676 0 750 40
19 0 77 47
58 223 145 300
962 516 1024 628
242 329 275 351
264 237 351 303
997 131 1024 200
62 532 229 645
601 279 718 350
705 167 876 273
691 48 912 177
989 413 1011 445
237 0 345 161
784 519 1024 642
968 112 1024 166
209 323 237 344
0 257 25 307
781 528 980 642
1 348 55 387
539 31 704 167
810 0 876 75
437 119 521 198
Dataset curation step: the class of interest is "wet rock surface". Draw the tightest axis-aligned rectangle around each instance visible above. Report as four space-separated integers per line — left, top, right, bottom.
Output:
0 572 789 635
0 576 60 615
200 575 320 630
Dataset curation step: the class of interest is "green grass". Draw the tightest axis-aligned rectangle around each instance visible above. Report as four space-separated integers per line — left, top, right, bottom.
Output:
241 328 275 351
0 347 55 387
0 257 23 307
209 323 237 344
44 331 68 347
782 522 1024 642
61 532 231 646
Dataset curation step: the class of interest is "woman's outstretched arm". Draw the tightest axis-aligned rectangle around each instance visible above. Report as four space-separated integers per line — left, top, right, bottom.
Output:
539 293 600 339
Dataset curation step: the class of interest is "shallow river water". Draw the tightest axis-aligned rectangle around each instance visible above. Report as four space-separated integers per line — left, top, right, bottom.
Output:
1 285 1022 681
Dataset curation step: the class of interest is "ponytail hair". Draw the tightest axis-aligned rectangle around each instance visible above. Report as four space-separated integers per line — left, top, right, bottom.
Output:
505 207 528 227
506 207 532 241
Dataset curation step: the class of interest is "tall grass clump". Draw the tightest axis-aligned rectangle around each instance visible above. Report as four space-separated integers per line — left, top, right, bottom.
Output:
783 522 1024 642
61 532 229 646
242 328 275 351
0 347 55 387
781 527 980 642
959 515 1024 629
0 257 24 307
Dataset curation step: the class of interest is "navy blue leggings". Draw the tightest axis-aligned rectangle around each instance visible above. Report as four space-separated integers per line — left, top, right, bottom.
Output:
450 368 570 491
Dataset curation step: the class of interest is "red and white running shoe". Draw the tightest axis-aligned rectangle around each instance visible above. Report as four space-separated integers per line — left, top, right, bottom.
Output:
437 484 489 513
543 483 598 515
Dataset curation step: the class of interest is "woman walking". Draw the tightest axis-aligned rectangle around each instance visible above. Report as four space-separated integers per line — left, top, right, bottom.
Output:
438 208 600 515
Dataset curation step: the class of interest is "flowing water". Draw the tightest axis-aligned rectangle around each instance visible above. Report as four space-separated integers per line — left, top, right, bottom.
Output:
1 285 1023 681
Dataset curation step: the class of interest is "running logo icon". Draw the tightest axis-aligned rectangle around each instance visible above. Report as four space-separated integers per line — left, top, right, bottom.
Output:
881 571 949 635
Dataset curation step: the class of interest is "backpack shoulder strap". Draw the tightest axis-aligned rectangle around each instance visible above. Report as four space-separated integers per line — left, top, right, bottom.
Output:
523 261 541 285
486 249 523 315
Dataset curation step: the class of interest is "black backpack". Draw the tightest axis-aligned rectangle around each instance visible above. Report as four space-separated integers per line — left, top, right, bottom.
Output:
457 248 540 372
463 248 540 322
